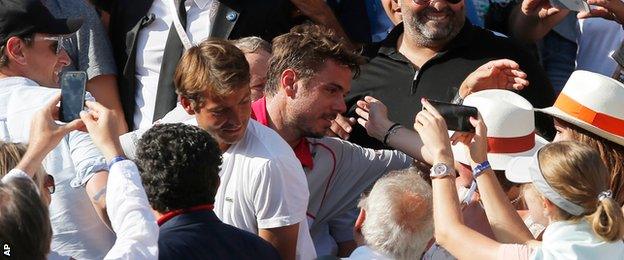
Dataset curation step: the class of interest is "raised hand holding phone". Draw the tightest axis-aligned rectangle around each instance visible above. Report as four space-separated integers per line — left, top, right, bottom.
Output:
414 98 455 164
427 100 478 133
60 71 87 123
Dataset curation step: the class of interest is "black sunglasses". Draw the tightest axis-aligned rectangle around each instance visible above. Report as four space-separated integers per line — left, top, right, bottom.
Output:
413 0 463 5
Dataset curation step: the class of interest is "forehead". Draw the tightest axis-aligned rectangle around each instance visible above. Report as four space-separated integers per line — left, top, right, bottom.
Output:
201 86 250 107
306 60 352 88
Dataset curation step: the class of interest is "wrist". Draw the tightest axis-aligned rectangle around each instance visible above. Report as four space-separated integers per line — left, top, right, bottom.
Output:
101 142 125 163
472 160 491 178
107 155 127 169
433 154 454 166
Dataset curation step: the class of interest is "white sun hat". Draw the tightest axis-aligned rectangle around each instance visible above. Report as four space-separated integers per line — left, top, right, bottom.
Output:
537 70 624 146
451 89 548 170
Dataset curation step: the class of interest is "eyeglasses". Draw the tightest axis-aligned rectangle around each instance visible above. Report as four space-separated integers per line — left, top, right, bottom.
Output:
44 174 55 194
24 35 66 55
413 0 462 5
40 36 66 55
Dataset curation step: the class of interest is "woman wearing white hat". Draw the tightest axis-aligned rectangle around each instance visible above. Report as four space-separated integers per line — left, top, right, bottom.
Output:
538 70 624 206
414 98 624 259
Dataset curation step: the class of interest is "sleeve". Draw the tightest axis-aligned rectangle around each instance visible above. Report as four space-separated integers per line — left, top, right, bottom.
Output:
252 156 309 229
316 139 413 224
75 1 117 79
104 160 159 260
1 169 32 183
328 208 359 243
66 130 108 188
496 244 533 260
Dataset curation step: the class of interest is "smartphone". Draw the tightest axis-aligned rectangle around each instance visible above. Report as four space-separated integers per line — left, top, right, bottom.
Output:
426 99 478 133
60 71 87 122
549 0 589 13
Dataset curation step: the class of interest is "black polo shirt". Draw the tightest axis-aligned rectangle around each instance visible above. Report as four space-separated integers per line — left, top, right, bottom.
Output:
346 21 556 149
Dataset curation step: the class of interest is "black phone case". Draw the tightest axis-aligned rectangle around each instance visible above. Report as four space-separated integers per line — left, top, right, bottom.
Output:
428 100 478 133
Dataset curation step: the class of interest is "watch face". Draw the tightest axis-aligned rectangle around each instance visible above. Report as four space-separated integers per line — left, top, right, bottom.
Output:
434 164 448 174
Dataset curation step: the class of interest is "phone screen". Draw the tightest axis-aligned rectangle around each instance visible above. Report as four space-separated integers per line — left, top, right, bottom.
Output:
427 100 478 133
60 71 87 122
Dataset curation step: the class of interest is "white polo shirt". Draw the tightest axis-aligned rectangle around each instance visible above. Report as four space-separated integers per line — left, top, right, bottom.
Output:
214 119 316 260
119 116 316 260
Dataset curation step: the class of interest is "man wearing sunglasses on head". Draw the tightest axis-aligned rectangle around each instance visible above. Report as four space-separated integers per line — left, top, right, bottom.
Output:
338 0 557 149
0 0 116 259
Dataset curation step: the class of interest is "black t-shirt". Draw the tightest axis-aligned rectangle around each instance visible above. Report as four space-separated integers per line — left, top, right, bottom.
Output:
346 21 556 149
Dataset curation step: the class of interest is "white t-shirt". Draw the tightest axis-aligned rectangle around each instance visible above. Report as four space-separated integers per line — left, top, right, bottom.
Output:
134 0 216 129
213 119 316 260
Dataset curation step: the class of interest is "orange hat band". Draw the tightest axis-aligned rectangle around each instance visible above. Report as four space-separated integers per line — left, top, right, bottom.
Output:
554 93 624 137
487 132 535 154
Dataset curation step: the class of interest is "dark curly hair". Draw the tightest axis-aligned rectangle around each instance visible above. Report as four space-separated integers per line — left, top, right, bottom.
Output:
136 123 222 213
264 23 364 96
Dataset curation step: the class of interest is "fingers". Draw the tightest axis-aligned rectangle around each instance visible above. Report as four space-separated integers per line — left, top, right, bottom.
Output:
488 59 520 70
363 96 380 103
356 117 368 129
420 99 443 118
330 114 354 140
470 114 488 137
355 107 369 121
356 100 369 112
84 100 108 113
61 118 85 133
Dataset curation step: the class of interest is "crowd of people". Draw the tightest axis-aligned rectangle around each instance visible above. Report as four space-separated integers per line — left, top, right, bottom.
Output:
0 0 624 259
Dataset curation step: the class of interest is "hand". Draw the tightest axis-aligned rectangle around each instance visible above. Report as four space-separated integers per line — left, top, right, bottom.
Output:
577 0 624 24
355 96 395 141
328 114 356 140
17 94 84 176
453 115 489 165
521 0 561 17
459 59 529 99
414 99 454 164
80 101 124 161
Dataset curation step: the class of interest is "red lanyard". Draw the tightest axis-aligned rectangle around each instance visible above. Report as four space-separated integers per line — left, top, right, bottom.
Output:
157 204 214 226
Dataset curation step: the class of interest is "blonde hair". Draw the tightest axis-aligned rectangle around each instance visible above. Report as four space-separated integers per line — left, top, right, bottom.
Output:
556 119 624 206
174 39 250 112
0 142 46 196
538 141 624 241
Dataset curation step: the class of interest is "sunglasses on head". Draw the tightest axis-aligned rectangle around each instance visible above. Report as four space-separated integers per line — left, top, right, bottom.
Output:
44 174 55 194
413 0 463 4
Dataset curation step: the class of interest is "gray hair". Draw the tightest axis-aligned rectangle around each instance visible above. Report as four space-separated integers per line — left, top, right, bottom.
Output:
232 36 271 54
360 167 433 260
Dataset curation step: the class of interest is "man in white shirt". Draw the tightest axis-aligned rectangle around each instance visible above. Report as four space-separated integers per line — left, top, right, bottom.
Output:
0 0 114 258
174 39 315 260
253 24 414 257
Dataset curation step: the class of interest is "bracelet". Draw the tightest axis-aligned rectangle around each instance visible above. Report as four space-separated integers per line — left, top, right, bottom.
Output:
107 155 127 169
472 160 491 178
383 123 403 146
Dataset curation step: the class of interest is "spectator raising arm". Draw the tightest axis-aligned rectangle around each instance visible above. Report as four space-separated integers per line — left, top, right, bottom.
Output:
80 101 158 259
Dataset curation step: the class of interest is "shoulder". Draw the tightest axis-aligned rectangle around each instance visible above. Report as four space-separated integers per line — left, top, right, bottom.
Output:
241 120 300 163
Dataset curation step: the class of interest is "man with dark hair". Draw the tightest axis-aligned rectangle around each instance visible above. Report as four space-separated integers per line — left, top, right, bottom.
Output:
136 123 280 259
0 0 115 258
255 24 414 257
337 0 556 148
120 39 315 260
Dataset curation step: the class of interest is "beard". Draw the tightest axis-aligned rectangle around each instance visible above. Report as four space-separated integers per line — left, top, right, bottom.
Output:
405 6 464 47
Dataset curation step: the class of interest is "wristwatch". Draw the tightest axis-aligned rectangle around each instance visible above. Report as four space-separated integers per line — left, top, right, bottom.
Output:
430 163 455 179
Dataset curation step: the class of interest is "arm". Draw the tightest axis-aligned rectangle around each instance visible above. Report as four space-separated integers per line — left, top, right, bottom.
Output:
289 0 351 44
414 99 501 260
259 224 299 260
354 96 432 164
455 117 536 244
81 101 159 259
509 0 569 42
86 75 128 134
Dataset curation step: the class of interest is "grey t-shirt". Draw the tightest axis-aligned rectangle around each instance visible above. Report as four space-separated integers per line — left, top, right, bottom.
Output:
43 0 117 79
